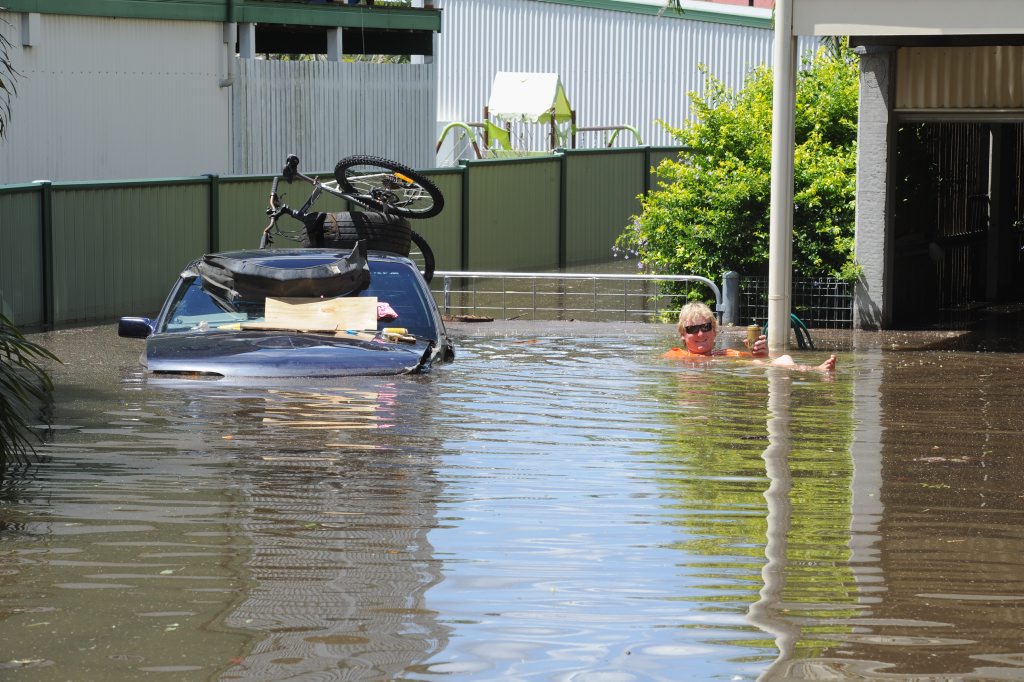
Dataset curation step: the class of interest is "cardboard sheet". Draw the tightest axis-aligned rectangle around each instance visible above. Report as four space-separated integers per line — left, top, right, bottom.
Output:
241 296 378 332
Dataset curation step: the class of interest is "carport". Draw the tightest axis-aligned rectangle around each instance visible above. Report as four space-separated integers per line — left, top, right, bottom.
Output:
769 0 1024 342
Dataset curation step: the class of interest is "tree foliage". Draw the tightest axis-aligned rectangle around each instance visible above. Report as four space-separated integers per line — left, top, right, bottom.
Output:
616 44 860 282
0 313 58 467
0 23 53 468
0 15 18 140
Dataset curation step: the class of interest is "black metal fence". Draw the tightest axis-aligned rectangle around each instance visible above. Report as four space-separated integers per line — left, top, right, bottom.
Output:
740 276 853 329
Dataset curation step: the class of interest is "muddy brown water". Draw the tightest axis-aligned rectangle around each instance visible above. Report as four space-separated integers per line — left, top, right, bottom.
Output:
3 321 1024 680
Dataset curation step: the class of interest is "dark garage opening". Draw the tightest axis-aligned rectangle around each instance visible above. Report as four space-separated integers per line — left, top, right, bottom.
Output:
892 121 1024 328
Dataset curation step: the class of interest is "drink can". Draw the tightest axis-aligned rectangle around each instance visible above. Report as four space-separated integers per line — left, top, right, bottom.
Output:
746 324 761 348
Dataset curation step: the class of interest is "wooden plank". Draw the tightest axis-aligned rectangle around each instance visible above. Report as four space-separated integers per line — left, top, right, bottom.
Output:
243 296 378 332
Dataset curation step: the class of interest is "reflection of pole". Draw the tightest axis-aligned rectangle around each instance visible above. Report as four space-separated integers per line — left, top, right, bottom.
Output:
849 348 885 603
747 369 800 680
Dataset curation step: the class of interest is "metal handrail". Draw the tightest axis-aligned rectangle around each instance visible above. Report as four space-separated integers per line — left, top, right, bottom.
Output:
432 270 722 322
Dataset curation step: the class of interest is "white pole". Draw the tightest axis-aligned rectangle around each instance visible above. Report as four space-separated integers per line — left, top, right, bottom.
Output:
768 0 797 353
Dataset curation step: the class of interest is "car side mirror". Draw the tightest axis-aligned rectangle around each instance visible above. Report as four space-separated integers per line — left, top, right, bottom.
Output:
119 317 154 339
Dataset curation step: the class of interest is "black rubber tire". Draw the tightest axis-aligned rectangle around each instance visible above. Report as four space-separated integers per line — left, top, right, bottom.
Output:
410 229 435 284
334 155 444 220
302 211 412 256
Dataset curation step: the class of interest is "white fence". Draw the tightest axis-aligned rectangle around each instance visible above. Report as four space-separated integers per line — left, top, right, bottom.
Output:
232 59 437 175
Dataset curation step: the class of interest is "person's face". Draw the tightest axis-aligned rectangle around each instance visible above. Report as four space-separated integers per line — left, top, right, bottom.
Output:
681 317 716 355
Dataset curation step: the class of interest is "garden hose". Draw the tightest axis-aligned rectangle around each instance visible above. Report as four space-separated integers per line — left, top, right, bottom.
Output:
759 314 814 351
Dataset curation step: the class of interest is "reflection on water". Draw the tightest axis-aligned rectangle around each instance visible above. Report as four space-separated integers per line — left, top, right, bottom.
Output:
2 323 1024 679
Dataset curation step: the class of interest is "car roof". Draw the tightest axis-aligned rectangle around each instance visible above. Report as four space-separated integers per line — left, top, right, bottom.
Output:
208 248 414 264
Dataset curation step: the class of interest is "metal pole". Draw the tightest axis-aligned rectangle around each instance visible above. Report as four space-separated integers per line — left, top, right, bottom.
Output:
768 0 797 352
722 270 740 326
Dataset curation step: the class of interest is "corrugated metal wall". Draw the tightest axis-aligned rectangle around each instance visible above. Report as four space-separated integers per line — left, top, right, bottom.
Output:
433 0 816 157
0 12 437 183
411 169 464 271
564 148 647 264
464 157 563 270
216 176 281 252
0 12 232 184
233 59 438 175
0 146 683 326
0 186 44 326
0 4 796 181
896 46 1024 111
49 182 210 323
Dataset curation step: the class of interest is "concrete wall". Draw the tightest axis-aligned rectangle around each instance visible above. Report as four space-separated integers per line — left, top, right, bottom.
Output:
853 48 896 330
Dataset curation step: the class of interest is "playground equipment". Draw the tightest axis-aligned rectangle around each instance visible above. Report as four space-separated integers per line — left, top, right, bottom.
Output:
436 72 643 164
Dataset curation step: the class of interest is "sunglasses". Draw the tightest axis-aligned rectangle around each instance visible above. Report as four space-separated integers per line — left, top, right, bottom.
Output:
684 321 714 334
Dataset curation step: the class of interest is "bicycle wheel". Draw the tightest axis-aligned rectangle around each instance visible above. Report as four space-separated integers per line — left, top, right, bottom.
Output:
409 229 436 284
334 155 444 220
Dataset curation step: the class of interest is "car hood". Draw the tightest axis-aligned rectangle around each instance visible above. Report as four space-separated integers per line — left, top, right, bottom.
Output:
144 331 438 378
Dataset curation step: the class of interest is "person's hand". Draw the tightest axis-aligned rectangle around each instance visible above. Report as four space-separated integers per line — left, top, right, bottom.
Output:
751 334 768 357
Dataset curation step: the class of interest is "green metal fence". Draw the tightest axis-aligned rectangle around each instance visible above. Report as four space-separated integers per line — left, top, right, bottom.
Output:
0 146 688 328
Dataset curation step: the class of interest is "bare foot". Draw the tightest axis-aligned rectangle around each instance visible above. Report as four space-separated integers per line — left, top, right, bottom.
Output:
817 354 837 371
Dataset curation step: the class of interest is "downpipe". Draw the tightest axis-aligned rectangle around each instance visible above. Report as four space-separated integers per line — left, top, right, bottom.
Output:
219 22 237 88
219 0 236 88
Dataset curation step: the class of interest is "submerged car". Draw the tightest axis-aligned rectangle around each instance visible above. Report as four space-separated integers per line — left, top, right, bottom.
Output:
118 245 455 378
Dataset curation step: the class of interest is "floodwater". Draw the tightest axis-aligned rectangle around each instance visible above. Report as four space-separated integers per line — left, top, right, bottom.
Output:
4 321 1024 680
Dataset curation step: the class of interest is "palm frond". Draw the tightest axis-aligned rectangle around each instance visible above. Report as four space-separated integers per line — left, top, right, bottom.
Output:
0 313 59 468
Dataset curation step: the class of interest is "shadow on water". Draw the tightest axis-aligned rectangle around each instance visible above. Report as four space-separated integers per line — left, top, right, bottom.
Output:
3 321 1024 679
883 302 1024 352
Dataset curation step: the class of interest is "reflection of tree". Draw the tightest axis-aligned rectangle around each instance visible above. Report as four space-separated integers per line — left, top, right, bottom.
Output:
651 361 857 665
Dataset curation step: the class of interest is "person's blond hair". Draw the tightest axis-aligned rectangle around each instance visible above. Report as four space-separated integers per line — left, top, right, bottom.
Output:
677 301 717 334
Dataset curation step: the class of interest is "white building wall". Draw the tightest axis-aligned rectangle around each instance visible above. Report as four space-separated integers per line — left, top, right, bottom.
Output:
434 0 818 159
0 12 233 183
0 12 437 183
0 4 818 181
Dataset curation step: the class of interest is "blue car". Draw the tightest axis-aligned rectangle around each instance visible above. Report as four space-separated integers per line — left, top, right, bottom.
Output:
118 246 454 378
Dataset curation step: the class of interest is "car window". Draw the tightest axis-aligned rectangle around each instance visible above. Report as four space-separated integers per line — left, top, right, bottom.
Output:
362 262 435 338
159 259 438 339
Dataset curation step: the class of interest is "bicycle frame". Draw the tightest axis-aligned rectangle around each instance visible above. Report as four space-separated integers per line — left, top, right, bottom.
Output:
262 168 341 248
260 154 444 249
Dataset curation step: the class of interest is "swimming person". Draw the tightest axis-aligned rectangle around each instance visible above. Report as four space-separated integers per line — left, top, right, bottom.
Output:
664 301 837 371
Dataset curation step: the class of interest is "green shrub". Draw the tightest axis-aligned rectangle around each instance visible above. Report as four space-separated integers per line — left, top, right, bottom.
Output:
616 43 859 283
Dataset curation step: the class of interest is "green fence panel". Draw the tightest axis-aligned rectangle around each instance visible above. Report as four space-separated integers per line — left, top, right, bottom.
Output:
0 147 688 325
417 168 464 271
563 148 647 266
646 146 690 191
217 175 282 251
50 181 210 323
0 185 44 326
463 156 562 271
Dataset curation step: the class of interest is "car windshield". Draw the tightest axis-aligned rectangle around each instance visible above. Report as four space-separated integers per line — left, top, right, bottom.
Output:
159 258 438 339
